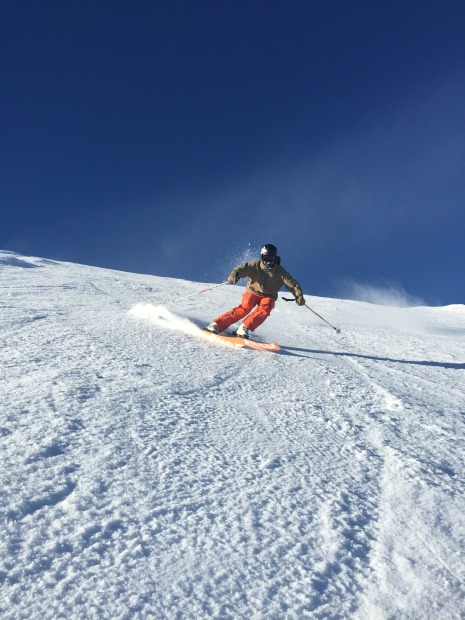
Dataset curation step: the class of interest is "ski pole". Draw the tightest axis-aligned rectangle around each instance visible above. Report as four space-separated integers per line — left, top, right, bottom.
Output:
163 281 229 305
282 296 341 334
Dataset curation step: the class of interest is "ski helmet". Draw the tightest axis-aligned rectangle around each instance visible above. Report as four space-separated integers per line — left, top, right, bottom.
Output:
261 244 278 260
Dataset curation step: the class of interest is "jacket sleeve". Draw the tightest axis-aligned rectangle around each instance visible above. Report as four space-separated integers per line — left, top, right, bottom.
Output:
281 269 304 298
229 262 253 282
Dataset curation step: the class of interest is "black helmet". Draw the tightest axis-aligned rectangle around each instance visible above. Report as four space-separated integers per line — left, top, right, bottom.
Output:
260 244 278 259
260 244 278 265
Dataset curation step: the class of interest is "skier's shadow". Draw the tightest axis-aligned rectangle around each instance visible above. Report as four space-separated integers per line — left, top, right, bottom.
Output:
279 345 465 370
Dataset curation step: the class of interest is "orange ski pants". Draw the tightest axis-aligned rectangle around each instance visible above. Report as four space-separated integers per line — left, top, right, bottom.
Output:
214 292 275 333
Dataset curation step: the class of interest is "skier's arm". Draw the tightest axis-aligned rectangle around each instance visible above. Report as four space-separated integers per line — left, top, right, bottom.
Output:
282 273 305 305
228 262 253 284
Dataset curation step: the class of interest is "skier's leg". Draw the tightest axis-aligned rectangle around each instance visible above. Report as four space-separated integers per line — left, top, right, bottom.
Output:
213 292 258 332
242 296 275 331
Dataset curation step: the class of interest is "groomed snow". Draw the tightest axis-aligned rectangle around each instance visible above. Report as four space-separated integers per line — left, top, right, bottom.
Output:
1 251 464 619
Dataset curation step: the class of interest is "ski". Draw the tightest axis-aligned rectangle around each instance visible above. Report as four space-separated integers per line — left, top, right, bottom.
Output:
201 329 280 352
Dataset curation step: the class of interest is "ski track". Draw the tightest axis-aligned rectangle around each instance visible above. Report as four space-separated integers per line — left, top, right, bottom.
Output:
1 253 465 619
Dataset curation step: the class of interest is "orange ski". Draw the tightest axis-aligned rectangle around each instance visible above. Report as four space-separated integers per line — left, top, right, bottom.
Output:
201 330 280 352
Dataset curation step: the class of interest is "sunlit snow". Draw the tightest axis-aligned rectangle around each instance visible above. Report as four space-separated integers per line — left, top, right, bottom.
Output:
1 251 464 619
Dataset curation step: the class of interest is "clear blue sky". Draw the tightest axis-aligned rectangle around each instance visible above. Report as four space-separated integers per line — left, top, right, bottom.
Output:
1 1 464 305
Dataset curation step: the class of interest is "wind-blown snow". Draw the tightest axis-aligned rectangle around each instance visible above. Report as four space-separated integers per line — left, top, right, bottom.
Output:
1 251 464 619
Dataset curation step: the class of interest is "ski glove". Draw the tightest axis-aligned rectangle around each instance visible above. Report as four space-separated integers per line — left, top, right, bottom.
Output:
296 295 306 306
228 273 239 284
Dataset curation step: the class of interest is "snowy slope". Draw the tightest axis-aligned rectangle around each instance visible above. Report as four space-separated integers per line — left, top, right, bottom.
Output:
1 250 464 619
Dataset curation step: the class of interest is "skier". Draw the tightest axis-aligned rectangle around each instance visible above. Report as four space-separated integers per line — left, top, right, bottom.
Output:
205 244 305 339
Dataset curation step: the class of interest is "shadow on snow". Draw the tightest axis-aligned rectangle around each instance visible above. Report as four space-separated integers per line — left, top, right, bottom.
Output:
279 346 465 370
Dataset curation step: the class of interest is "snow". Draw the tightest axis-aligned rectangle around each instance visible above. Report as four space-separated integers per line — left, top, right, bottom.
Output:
1 250 464 619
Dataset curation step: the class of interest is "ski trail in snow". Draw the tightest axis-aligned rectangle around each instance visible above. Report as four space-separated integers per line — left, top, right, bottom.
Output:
128 303 201 337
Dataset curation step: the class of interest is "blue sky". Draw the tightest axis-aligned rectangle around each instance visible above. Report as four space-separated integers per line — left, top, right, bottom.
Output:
1 1 464 305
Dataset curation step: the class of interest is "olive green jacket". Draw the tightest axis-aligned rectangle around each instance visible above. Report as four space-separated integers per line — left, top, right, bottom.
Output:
230 259 303 301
